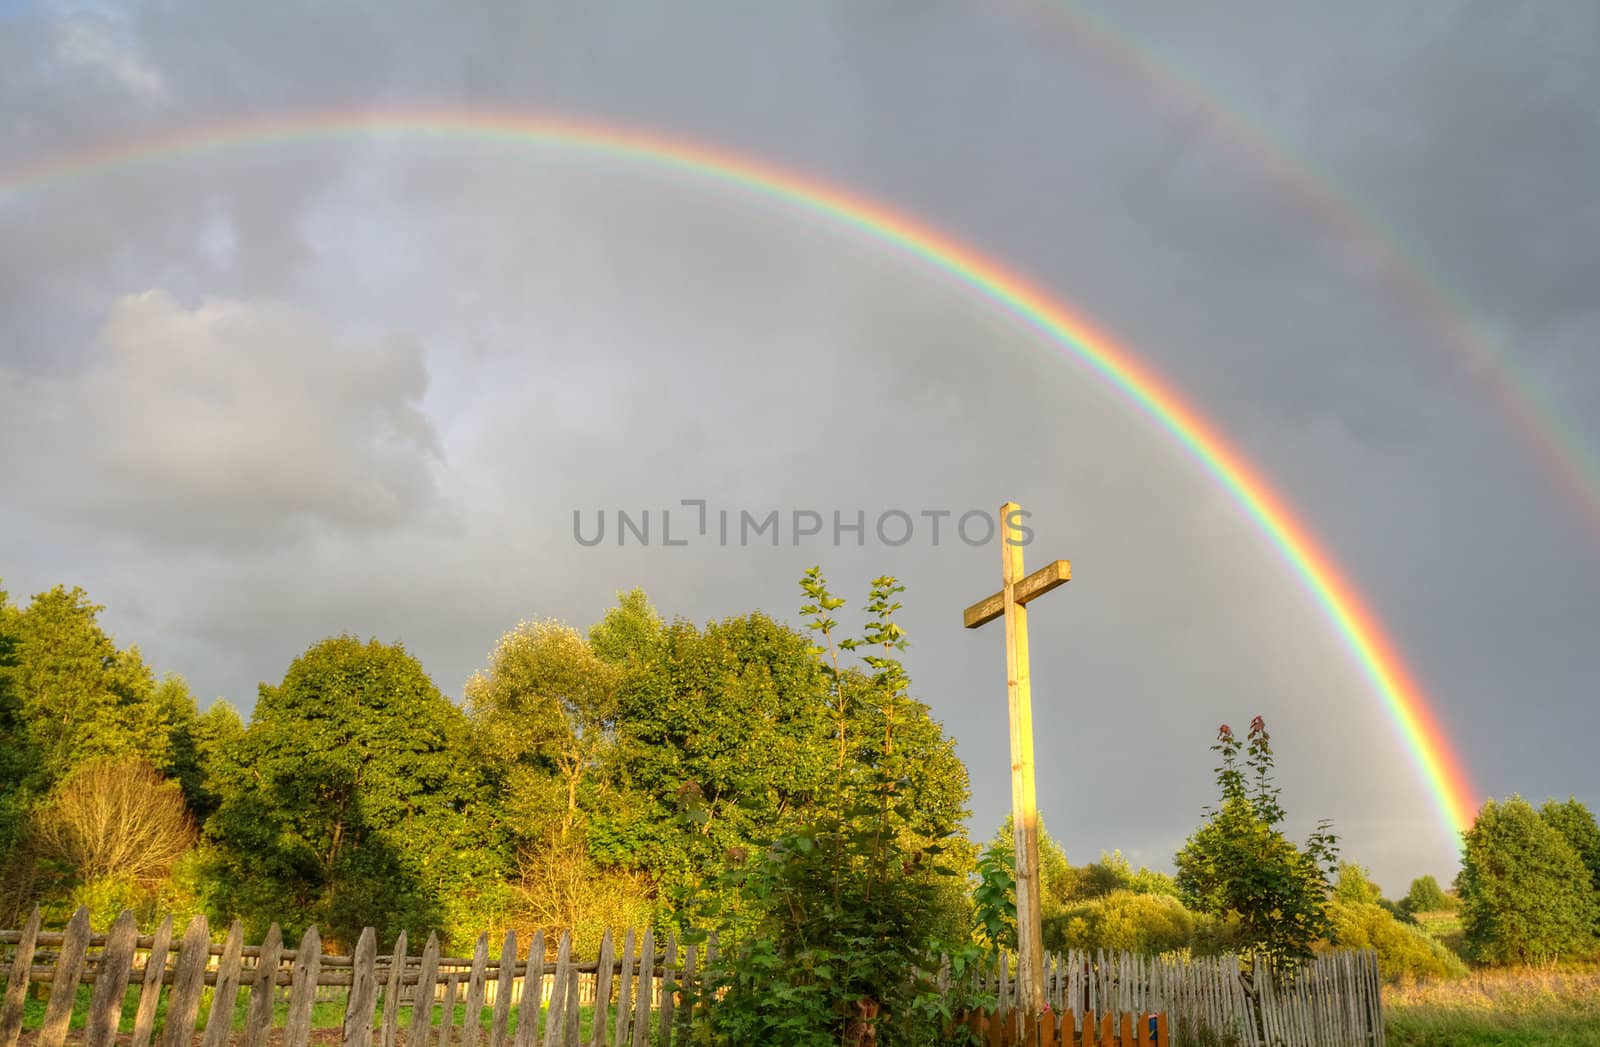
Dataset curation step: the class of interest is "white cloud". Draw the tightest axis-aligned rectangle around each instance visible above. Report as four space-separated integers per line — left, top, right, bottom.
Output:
1 290 444 548
55 15 166 102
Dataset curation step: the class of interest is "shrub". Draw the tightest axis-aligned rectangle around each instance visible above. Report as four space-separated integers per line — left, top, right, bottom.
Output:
1048 891 1198 955
1326 900 1467 981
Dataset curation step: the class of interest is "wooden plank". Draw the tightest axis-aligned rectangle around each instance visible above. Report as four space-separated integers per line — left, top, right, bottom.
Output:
244 924 284 1047
513 932 543 1047
670 933 690 1047
381 932 407 1047
628 930 652 1047
129 916 173 1047
284 925 323 1047
610 930 634 1047
202 921 246 1047
410 934 441 1047
656 931 676 1047
490 931 515 1047
38 906 91 1047
1120 1012 1133 1047
343 928 379 1047
544 933 570 1047
589 930 613 1047
562 957 578 1047
461 934 489 1047
0 906 41 1047
86 910 139 1047
441 973 462 1047
164 914 212 1047
962 559 1071 628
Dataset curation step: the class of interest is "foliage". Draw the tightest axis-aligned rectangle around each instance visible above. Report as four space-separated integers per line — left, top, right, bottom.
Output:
1457 795 1599 965
1325 900 1467 981
971 841 1017 954
1333 863 1384 906
693 570 971 1047
33 757 195 887
204 635 505 950
1052 890 1199 955
2 585 171 791
1540 797 1600 925
1401 875 1454 915
1174 717 1339 972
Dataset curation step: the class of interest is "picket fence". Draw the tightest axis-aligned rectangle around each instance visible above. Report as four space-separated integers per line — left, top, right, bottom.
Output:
972 948 1385 1047
0 909 1383 1047
0 907 706 1047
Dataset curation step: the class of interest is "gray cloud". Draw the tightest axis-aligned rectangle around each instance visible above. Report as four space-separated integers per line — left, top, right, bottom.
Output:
1 0 1596 893
1 290 443 549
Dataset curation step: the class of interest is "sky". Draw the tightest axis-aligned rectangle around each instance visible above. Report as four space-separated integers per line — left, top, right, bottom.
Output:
1 1 1597 892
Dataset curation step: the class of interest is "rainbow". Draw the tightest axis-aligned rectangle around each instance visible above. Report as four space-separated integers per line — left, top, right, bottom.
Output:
1014 0 1600 546
0 108 1480 839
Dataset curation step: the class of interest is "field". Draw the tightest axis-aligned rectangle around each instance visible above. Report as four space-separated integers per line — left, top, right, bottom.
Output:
1384 964 1600 1046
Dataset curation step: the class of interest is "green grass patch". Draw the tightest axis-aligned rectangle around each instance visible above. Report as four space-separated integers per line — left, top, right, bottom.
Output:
16 986 606 1042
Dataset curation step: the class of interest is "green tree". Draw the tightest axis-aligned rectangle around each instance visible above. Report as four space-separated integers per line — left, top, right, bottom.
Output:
1539 798 1600 916
696 571 972 1046
1401 874 1452 915
5 586 169 789
205 635 502 949
1174 717 1338 972
588 588 665 667
1334 863 1384 905
1458 795 1599 964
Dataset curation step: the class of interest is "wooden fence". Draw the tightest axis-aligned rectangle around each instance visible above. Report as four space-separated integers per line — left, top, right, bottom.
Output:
972 948 1386 1047
0 907 709 1047
0 909 1383 1047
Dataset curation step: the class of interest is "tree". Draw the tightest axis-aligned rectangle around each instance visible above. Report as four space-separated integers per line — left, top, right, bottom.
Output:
1174 718 1338 972
33 758 195 888
206 636 501 949
5 586 170 790
1539 798 1600 918
589 588 665 667
697 571 972 1046
1401 874 1452 915
1458 795 1599 964
1334 863 1384 906
467 620 621 844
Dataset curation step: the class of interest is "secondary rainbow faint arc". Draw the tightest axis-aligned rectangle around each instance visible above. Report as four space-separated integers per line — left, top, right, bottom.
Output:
1015 0 1600 545
0 108 1480 838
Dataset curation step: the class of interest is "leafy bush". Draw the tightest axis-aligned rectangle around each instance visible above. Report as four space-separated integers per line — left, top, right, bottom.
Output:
1048 890 1198 955
1326 900 1467 981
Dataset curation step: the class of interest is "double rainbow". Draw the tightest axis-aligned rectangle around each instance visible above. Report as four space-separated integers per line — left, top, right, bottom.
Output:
0 108 1481 840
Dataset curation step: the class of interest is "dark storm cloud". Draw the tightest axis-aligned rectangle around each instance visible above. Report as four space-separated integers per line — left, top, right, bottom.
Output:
1 0 1596 890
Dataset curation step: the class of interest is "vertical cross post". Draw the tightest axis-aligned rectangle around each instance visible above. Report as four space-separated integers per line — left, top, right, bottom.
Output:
963 502 1071 1019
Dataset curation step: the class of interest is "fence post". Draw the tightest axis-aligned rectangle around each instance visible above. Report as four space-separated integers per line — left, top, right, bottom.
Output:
38 906 91 1047
411 933 441 1047
513 931 543 1047
245 924 284 1047
129 915 173 1047
201 921 246 1047
381 931 407 1047
462 933 489 1047
284 925 324 1047
86 910 139 1047
490 930 516 1047
163 914 212 1047
628 930 653 1047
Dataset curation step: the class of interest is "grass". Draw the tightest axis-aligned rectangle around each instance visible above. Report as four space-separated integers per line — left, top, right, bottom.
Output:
1384 965 1600 1046
16 986 608 1044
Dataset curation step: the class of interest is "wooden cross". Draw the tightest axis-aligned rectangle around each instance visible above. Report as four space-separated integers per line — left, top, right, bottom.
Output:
963 501 1070 1018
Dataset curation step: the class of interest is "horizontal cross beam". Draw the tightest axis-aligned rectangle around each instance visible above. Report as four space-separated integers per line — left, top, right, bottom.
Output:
962 559 1072 629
